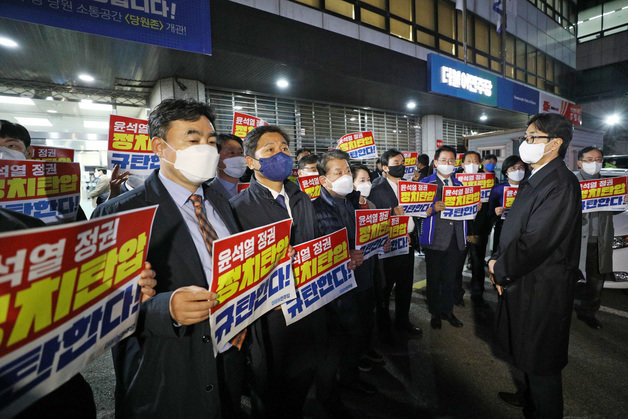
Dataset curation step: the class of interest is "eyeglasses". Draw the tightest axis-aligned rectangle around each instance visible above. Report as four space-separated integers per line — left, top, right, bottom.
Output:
437 159 456 164
519 135 553 144
580 158 603 163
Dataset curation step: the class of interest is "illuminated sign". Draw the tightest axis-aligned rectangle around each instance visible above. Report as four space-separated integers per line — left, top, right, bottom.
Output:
440 66 493 97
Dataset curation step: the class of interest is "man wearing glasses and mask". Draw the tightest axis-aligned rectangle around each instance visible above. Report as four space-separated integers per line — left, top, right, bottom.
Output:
488 113 581 419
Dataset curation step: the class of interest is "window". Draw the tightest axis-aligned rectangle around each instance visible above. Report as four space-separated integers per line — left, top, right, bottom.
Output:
390 0 412 21
391 19 413 41
361 8 385 29
361 0 385 9
417 30 435 47
437 0 455 39
474 19 489 54
415 0 435 30
325 0 355 19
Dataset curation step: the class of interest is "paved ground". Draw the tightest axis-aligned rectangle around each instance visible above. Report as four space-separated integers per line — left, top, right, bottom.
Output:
83 253 628 418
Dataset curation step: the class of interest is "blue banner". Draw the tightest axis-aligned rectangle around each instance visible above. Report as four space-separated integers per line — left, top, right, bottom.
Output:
0 0 211 55
497 78 539 114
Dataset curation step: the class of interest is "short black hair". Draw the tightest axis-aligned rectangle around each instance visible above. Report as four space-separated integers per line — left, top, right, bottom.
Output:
296 148 311 158
0 120 31 148
501 155 525 178
482 154 498 162
578 146 602 160
297 153 319 170
462 151 481 162
527 113 573 158
434 145 456 161
381 148 403 166
243 125 290 157
148 99 216 140
417 154 429 167
216 133 243 153
318 150 350 175
351 163 371 180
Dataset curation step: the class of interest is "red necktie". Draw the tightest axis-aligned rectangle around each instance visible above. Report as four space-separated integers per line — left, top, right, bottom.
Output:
189 194 246 350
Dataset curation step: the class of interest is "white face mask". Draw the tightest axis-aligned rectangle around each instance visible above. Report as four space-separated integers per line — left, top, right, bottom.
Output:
581 161 602 176
464 163 479 174
162 141 219 184
436 164 454 176
0 146 27 160
222 156 247 178
327 174 354 197
508 169 525 182
519 141 550 164
355 181 372 198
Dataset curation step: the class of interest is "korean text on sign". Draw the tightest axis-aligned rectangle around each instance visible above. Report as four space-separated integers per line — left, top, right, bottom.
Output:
0 159 80 224
0 206 158 417
231 112 269 139
502 186 518 220
580 176 628 214
402 152 418 179
355 209 390 260
210 219 295 354
337 131 378 160
30 146 75 163
282 228 356 325
379 216 410 259
107 115 158 177
298 175 321 200
455 173 495 202
441 185 481 220
398 181 437 217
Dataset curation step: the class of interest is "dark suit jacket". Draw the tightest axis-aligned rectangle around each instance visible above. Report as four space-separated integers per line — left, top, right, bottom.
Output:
92 170 240 419
492 158 582 375
370 176 419 249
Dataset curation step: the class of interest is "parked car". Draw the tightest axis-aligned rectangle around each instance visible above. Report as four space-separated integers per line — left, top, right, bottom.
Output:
608 210 628 289
601 154 628 178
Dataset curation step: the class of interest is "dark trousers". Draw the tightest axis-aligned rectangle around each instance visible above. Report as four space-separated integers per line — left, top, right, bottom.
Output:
468 234 489 299
381 249 414 326
424 238 466 315
525 372 563 419
218 346 246 418
575 242 605 318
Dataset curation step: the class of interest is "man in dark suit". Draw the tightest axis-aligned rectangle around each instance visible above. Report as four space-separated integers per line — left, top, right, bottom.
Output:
92 99 244 419
489 113 581 419
230 125 326 419
369 148 422 337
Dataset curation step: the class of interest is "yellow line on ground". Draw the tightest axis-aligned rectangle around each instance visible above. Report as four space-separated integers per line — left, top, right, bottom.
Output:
412 279 426 290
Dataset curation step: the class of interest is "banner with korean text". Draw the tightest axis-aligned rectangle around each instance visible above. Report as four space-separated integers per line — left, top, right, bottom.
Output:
108 115 158 177
502 186 518 219
580 176 627 213
0 159 80 224
232 113 269 139
282 229 355 325
298 176 321 200
355 209 390 260
441 185 481 220
337 131 377 160
379 216 410 259
0 206 158 417
210 219 295 353
455 173 495 202
398 181 437 217
30 146 74 162
402 152 418 179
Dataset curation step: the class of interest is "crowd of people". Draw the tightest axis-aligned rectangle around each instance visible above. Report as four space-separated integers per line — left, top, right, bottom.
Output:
0 101 617 419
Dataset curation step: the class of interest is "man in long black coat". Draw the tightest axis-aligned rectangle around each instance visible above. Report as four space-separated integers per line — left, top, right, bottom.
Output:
489 113 581 418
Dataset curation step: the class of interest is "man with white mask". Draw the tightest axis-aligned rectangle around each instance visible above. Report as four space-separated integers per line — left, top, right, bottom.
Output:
208 133 247 199
92 99 245 419
0 120 32 160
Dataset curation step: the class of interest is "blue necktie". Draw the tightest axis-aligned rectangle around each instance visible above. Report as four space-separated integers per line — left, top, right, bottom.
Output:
276 194 287 209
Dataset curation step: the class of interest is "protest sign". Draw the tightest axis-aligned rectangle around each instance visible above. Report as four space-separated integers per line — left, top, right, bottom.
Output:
402 152 418 179
108 115 158 176
0 206 158 416
398 181 437 217
30 146 74 162
282 229 356 325
0 159 80 224
580 176 627 213
288 168 299 184
237 183 250 194
231 113 269 139
337 131 377 160
355 209 390 260
502 186 518 220
441 185 481 220
455 173 496 202
298 175 321 200
455 153 464 167
210 219 295 353
379 216 410 259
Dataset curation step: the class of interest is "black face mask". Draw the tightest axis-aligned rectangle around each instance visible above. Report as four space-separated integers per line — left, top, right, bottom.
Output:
387 164 405 178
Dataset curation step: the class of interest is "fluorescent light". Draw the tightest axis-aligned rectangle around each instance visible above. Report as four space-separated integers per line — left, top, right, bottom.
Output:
0 95 35 105
83 120 109 129
15 117 52 127
276 78 289 89
46 110 58 113
406 101 417 110
350 117 356 121
49 132 60 139
0 37 18 48
79 100 112 111
233 105 243 110
480 114 488 121
78 73 95 82
605 114 620 125
45 96 54 101
87 133 99 140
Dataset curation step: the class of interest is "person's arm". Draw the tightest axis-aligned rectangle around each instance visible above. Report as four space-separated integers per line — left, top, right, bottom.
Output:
88 176 110 198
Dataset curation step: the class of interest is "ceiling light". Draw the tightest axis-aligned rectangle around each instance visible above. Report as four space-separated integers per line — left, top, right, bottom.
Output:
233 105 243 110
46 96 54 101
46 110 58 113
78 73 95 82
479 114 488 121
87 133 99 140
79 100 112 111
406 101 417 110
0 37 18 48
83 120 108 129
350 117 356 121
276 78 289 89
15 117 52 127
0 95 35 105
49 132 60 139
605 114 620 125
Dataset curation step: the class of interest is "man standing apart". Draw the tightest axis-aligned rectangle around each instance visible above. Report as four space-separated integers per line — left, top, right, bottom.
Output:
489 113 581 418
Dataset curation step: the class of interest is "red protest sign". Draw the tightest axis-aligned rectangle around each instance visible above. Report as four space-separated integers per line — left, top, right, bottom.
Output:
455 173 495 202
108 115 157 176
402 152 418 178
337 131 377 160
441 185 481 220
30 145 74 162
398 181 437 217
503 186 518 209
380 215 410 259
580 176 627 213
355 209 390 260
232 112 269 139
298 175 321 200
